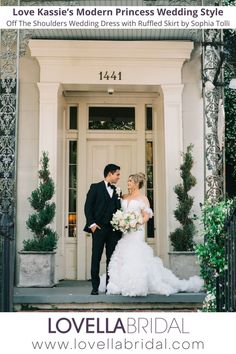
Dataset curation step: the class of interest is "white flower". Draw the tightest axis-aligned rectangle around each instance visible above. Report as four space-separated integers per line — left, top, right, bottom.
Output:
111 209 142 233
130 220 137 228
115 210 123 219
205 293 215 302
138 215 143 224
119 220 126 227
115 186 122 199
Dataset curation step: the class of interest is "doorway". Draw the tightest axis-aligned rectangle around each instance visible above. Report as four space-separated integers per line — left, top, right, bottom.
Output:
64 93 158 279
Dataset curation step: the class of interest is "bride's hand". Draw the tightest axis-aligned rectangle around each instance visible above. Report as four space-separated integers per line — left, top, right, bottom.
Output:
141 210 150 224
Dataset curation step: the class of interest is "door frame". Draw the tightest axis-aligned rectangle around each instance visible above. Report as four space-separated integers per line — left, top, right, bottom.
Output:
64 91 164 280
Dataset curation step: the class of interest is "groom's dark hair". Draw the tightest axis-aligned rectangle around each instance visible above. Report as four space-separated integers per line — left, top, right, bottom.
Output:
104 164 120 177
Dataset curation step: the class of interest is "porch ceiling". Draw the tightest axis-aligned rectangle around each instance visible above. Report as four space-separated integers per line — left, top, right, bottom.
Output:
30 28 202 42
63 84 161 94
21 0 210 42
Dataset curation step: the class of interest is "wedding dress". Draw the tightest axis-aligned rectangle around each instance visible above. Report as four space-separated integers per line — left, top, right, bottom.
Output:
99 198 204 297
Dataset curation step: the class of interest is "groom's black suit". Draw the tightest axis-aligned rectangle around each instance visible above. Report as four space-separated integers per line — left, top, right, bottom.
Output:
84 181 122 292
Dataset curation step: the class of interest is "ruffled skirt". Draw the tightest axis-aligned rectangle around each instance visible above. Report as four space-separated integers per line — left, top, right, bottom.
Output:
99 229 203 296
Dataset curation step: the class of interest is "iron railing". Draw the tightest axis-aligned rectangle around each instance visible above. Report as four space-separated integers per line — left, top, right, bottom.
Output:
0 22 19 311
0 213 14 312
216 199 236 312
0 235 2 310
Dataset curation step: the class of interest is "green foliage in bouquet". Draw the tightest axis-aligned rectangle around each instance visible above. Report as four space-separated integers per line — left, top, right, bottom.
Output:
23 152 58 251
169 144 197 251
195 200 232 311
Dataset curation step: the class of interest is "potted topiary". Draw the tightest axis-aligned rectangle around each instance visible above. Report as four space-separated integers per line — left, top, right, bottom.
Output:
168 144 200 279
18 151 58 287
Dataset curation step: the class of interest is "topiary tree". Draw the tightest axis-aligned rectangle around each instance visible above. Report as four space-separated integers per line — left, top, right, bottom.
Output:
23 151 58 251
169 144 197 251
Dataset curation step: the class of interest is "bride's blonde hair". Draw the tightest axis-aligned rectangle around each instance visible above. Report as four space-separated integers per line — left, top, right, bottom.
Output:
129 172 146 189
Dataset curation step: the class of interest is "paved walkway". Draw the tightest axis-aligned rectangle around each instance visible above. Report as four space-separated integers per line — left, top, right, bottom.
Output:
14 280 206 311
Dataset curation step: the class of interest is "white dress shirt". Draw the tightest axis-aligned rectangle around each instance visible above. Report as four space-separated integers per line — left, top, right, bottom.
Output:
104 180 114 198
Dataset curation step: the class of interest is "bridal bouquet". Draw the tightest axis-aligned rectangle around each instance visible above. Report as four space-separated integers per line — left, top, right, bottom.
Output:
111 209 143 234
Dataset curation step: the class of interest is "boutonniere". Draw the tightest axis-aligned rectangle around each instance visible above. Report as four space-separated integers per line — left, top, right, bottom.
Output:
115 186 122 199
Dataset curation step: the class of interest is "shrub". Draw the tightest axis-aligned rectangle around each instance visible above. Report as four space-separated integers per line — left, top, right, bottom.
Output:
195 200 232 311
23 152 58 251
169 144 197 251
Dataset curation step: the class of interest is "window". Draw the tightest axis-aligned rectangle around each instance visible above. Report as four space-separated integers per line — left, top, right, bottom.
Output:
69 106 78 130
146 141 155 238
146 106 153 131
89 106 135 130
145 105 155 238
68 141 77 237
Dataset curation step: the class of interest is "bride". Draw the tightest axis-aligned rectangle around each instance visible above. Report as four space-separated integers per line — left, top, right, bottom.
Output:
100 172 204 296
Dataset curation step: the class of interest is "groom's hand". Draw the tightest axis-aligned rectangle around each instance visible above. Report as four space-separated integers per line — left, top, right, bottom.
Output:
91 224 101 233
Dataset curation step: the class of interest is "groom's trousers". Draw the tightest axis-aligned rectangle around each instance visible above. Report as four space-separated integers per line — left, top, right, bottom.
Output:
91 224 121 291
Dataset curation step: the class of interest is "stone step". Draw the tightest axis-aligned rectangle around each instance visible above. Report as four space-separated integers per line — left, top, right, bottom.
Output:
14 302 203 312
14 280 205 312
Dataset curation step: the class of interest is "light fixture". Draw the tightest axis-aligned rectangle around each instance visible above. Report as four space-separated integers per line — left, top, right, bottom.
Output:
107 88 114 95
204 80 215 91
202 51 225 90
68 214 76 224
229 78 236 89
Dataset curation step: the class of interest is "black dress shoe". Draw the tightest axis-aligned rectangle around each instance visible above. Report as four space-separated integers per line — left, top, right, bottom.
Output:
91 290 98 295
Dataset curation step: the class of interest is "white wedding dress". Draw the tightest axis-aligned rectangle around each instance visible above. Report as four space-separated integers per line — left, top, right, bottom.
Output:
99 198 204 297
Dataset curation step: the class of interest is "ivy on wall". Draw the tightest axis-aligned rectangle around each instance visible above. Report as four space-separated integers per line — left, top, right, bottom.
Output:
223 0 236 195
195 200 232 311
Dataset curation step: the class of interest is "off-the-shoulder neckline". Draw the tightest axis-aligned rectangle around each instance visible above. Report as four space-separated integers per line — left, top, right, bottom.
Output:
122 198 146 207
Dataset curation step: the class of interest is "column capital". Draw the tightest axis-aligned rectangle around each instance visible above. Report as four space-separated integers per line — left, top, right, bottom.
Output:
161 84 184 101
37 82 62 102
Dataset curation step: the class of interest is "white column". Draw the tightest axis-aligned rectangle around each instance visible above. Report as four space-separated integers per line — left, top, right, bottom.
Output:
37 83 61 181
37 82 63 281
161 84 184 263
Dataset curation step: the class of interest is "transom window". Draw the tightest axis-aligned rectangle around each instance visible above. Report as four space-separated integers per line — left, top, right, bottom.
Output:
89 106 135 130
69 106 78 130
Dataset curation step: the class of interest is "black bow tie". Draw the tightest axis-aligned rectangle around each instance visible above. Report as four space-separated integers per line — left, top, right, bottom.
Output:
107 182 115 189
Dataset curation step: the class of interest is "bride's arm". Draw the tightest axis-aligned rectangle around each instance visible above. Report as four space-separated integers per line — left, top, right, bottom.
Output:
140 196 153 224
140 210 150 224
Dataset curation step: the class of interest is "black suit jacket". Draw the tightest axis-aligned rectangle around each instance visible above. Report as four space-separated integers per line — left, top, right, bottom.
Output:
84 181 121 233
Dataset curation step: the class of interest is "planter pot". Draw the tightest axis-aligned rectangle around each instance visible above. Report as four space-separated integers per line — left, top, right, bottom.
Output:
17 251 56 287
169 251 200 279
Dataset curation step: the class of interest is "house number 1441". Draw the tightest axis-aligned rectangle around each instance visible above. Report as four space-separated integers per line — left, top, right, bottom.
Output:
99 71 122 81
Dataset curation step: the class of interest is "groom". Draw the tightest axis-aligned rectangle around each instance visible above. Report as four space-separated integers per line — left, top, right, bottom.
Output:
84 164 122 295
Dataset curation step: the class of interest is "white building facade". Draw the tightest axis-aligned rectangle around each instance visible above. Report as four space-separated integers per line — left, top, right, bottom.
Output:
17 39 204 281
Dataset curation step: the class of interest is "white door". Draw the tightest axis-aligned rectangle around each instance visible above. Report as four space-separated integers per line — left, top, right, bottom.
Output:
85 139 137 279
